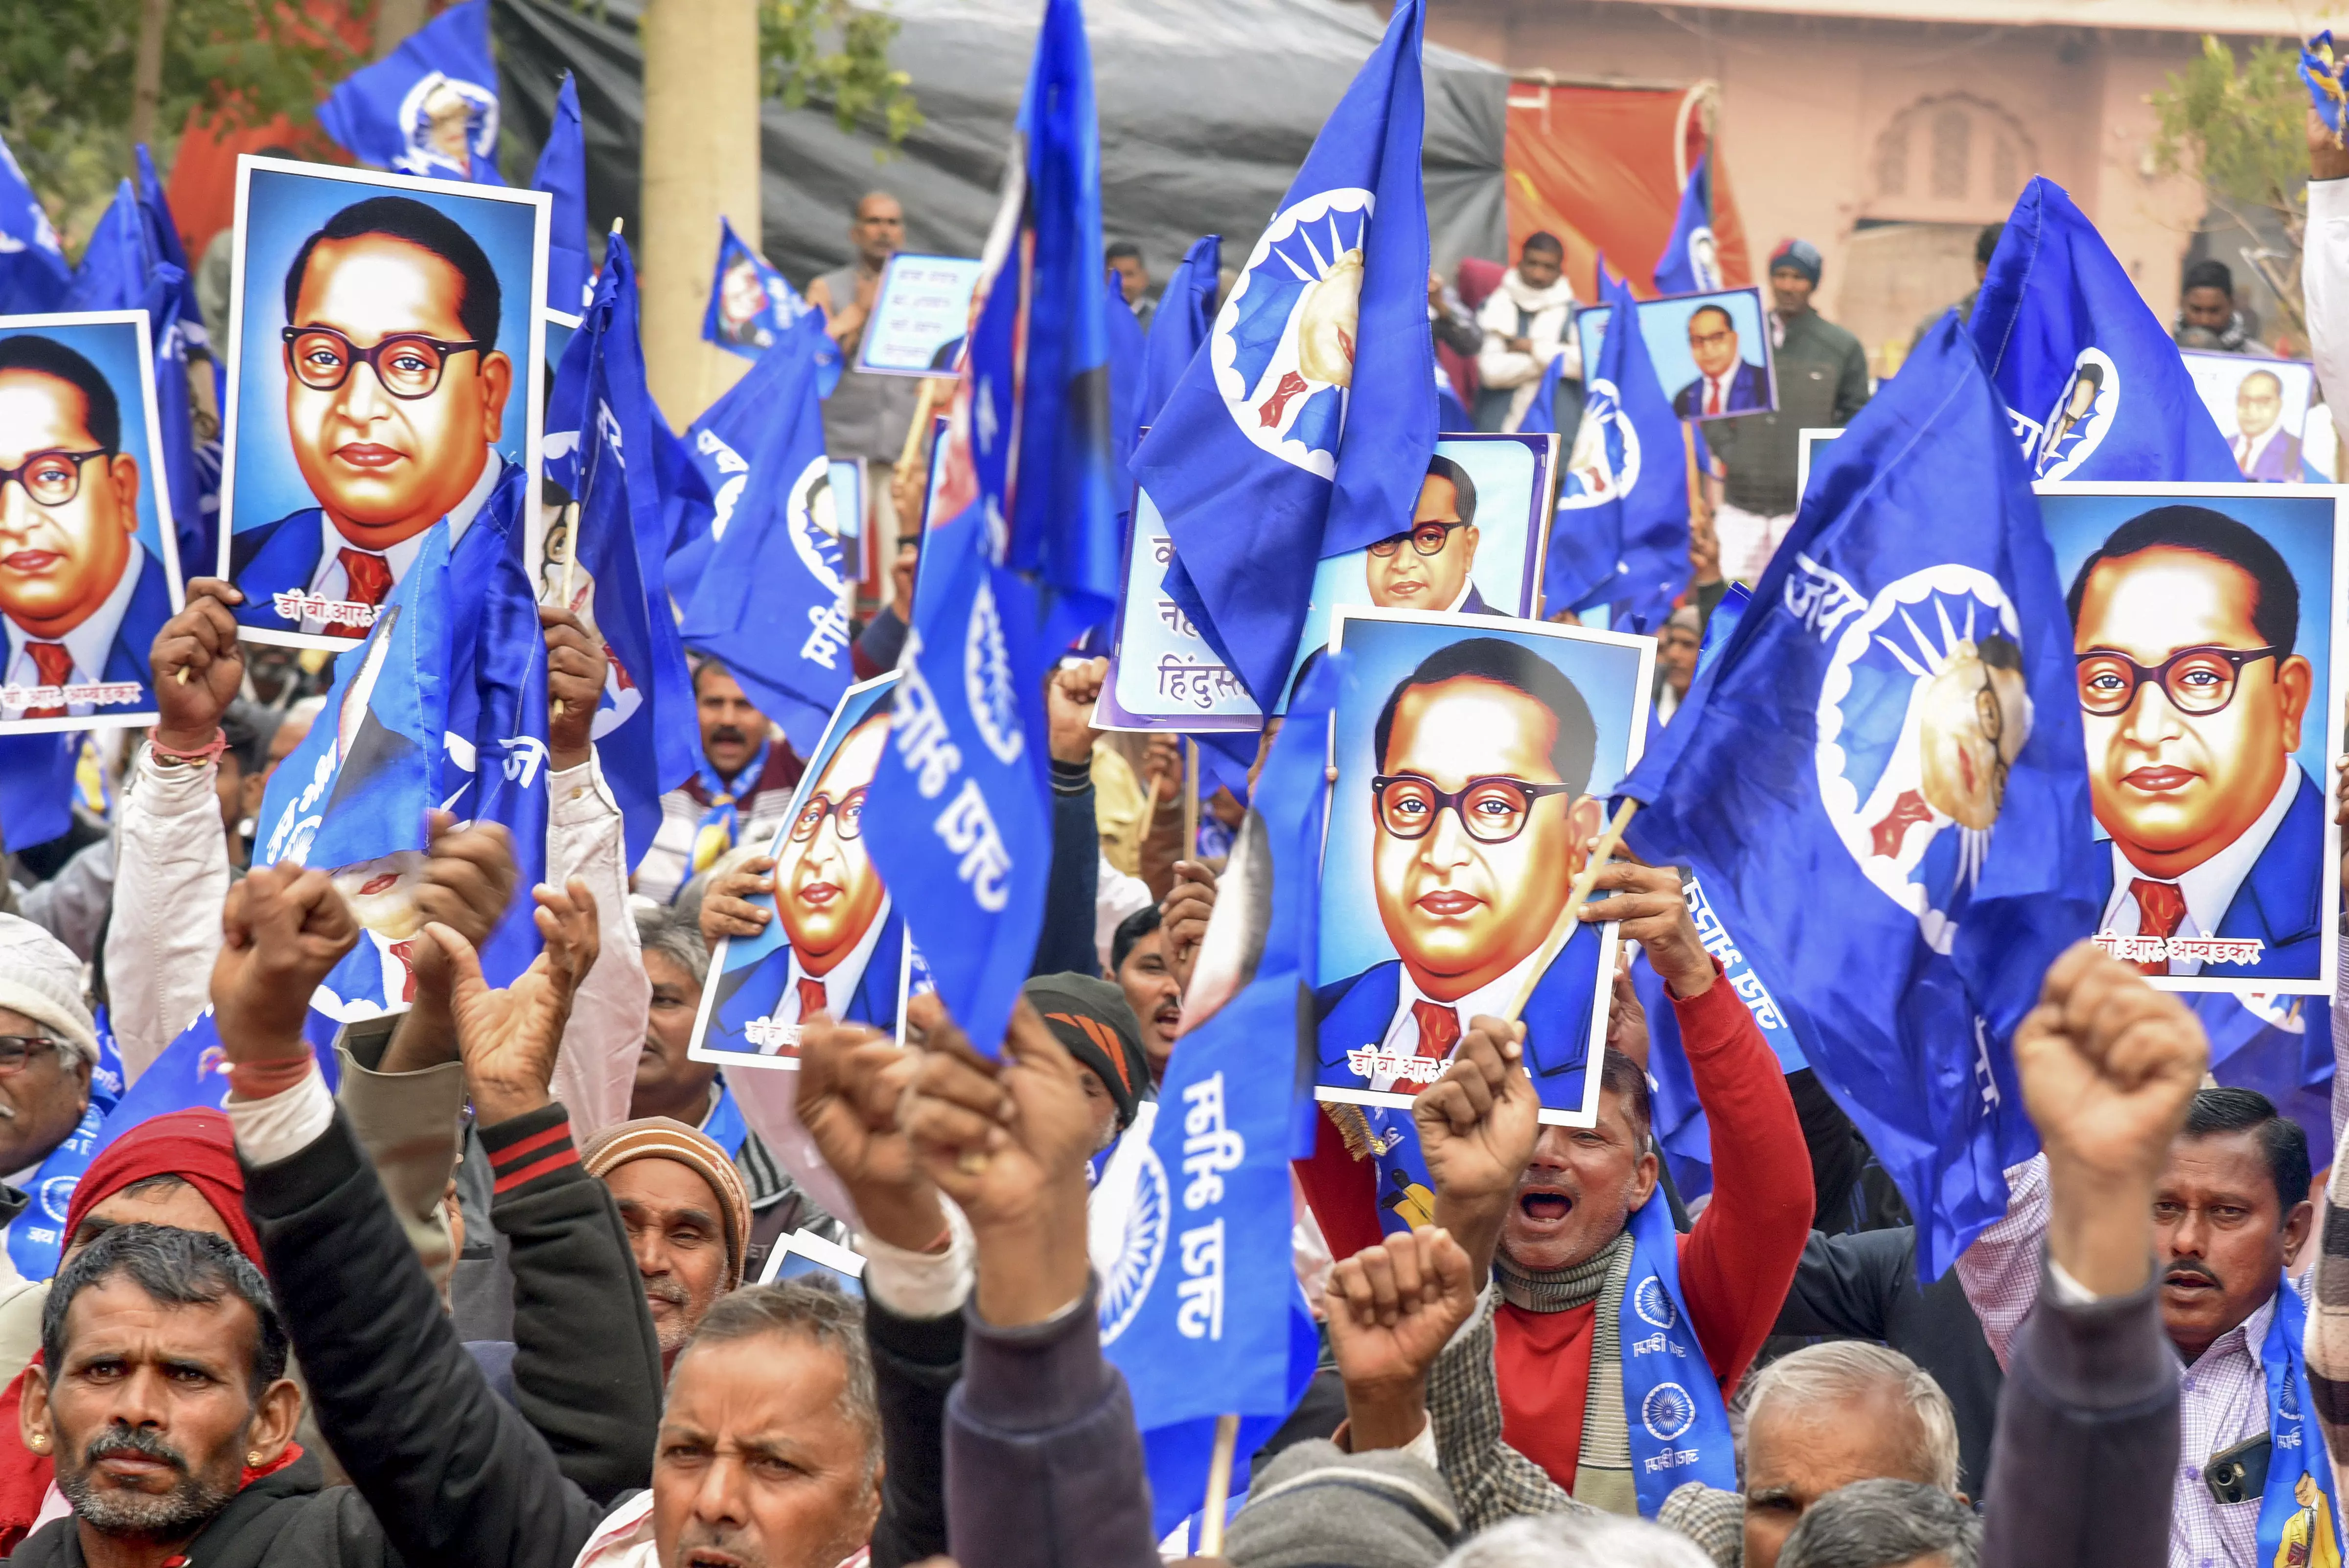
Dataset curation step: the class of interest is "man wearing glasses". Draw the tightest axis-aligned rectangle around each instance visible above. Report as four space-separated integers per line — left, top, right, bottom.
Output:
0 335 171 724
2067 505 2321 980
1365 456 1497 615
231 194 517 639
1670 303 1767 420
1317 637 1609 1100
712 709 898 1056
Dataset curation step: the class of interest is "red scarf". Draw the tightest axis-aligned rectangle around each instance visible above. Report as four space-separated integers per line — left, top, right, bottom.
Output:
0 1109 268 1553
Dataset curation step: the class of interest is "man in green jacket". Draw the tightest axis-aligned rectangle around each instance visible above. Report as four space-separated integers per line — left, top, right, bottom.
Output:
1702 238 1871 584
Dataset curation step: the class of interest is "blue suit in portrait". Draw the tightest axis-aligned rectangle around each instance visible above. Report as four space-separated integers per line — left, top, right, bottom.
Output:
1315 920 1604 1113
104 545 175 700
1672 360 1769 419
710 905 905 1056
230 460 527 634
2093 766 2325 983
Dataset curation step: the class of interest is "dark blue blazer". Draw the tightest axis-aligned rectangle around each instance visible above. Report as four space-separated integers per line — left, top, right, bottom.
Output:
105 546 174 696
1672 360 1769 419
1459 582 1497 617
2092 767 2325 984
230 460 527 633
1315 922 1603 1102
711 906 904 1053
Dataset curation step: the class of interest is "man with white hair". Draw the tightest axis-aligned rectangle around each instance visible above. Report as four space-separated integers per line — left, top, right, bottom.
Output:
0 914 97 1255
1667 1341 1962 1568
1442 1513 1714 1568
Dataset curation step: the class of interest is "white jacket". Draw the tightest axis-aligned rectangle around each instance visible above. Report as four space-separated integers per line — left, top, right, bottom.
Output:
2308 178 2349 428
103 745 645 1141
1475 267 1581 431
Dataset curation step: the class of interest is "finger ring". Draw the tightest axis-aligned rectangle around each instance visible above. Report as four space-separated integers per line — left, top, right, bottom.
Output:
956 1150 990 1175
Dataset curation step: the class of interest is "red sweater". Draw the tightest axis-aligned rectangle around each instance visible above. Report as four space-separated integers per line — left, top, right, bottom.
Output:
1295 968 1813 1492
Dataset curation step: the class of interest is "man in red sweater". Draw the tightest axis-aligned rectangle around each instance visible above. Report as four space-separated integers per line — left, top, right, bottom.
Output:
1296 857 1813 1511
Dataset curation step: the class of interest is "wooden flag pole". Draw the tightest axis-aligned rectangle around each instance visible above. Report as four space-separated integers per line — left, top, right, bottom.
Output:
1198 1412 1242 1555
1180 738 1200 861
1500 798 1640 1025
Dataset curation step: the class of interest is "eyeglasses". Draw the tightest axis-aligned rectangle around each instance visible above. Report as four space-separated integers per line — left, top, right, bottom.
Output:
0 450 109 508
1688 327 1735 349
1371 774 1576 845
1367 522 1468 559
281 324 489 399
789 786 869 843
2075 645 2281 718
0 1037 61 1075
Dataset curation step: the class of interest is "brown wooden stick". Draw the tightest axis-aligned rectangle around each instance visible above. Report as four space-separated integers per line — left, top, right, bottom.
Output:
1199 1413 1242 1555
1181 738 1200 861
1500 798 1640 1025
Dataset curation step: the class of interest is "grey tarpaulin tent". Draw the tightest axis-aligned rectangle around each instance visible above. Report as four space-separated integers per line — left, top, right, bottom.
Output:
491 0 1509 294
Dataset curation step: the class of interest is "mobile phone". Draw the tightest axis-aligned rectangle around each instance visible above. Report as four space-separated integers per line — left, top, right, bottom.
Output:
2205 1435 2271 1505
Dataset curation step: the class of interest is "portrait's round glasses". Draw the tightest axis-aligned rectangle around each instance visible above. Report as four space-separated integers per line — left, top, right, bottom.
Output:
0 449 110 509
2074 645 2280 718
281 324 489 399
1371 773 1576 845
1367 522 1469 559
0 1036 60 1076
1688 326 1735 350
790 786 870 843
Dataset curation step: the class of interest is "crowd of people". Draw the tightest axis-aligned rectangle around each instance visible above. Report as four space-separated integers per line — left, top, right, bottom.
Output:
3 101 2349 1568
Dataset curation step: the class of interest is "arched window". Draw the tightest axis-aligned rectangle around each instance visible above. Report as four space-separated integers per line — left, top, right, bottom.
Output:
1868 95 2037 222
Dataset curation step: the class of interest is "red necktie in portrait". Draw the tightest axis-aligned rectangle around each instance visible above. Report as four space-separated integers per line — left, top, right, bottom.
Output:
1405 999 1463 1095
1705 377 1722 417
329 549 396 640
796 976 831 1023
2128 877 2188 977
20 642 75 720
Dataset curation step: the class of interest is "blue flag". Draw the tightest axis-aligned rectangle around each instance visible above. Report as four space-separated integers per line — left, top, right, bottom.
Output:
1654 153 1724 297
545 235 698 876
1971 177 2237 484
701 217 841 393
0 732 78 851
1546 268 1689 622
1619 315 2098 1278
250 525 450 1033
679 313 852 753
1106 267 1147 487
862 0 1113 1056
533 73 593 314
319 0 504 184
2305 32 2349 141
1137 234 1219 429
64 182 208 591
0 133 68 314
1133 0 1435 708
2198 992 2336 1173
1101 652 1329 1535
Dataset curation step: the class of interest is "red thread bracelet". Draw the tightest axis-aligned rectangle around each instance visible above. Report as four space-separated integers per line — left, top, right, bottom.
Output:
151 728 227 766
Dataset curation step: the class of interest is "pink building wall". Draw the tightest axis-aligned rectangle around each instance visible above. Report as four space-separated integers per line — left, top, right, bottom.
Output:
1426 2 2258 371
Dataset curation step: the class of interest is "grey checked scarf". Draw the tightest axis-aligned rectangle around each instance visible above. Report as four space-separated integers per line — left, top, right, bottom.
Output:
1494 1229 1640 1515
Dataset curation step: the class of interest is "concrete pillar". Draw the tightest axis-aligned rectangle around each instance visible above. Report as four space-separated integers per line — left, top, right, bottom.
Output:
640 0 761 426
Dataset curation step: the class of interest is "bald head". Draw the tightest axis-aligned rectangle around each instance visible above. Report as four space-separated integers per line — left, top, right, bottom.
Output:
852 192 903 269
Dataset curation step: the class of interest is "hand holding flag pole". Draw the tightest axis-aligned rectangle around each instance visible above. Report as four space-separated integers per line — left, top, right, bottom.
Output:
1502 798 1640 1024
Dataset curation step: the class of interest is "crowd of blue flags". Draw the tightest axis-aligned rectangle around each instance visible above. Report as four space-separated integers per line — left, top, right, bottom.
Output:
15 3 2349 1530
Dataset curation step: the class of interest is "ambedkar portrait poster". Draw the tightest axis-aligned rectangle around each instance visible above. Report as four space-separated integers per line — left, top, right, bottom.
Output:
2181 352 2321 485
0 311 184 732
1573 286 1775 424
690 672 907 1069
2038 482 2345 995
219 157 549 649
1314 607 1654 1126
1101 432 1558 730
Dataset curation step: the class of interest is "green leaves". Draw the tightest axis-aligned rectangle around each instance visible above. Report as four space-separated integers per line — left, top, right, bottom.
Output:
760 0 921 155
2150 35 2311 340
0 0 367 249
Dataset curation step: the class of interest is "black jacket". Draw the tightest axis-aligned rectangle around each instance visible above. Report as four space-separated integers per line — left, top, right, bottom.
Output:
13 1105 662 1568
867 1296 959 1568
